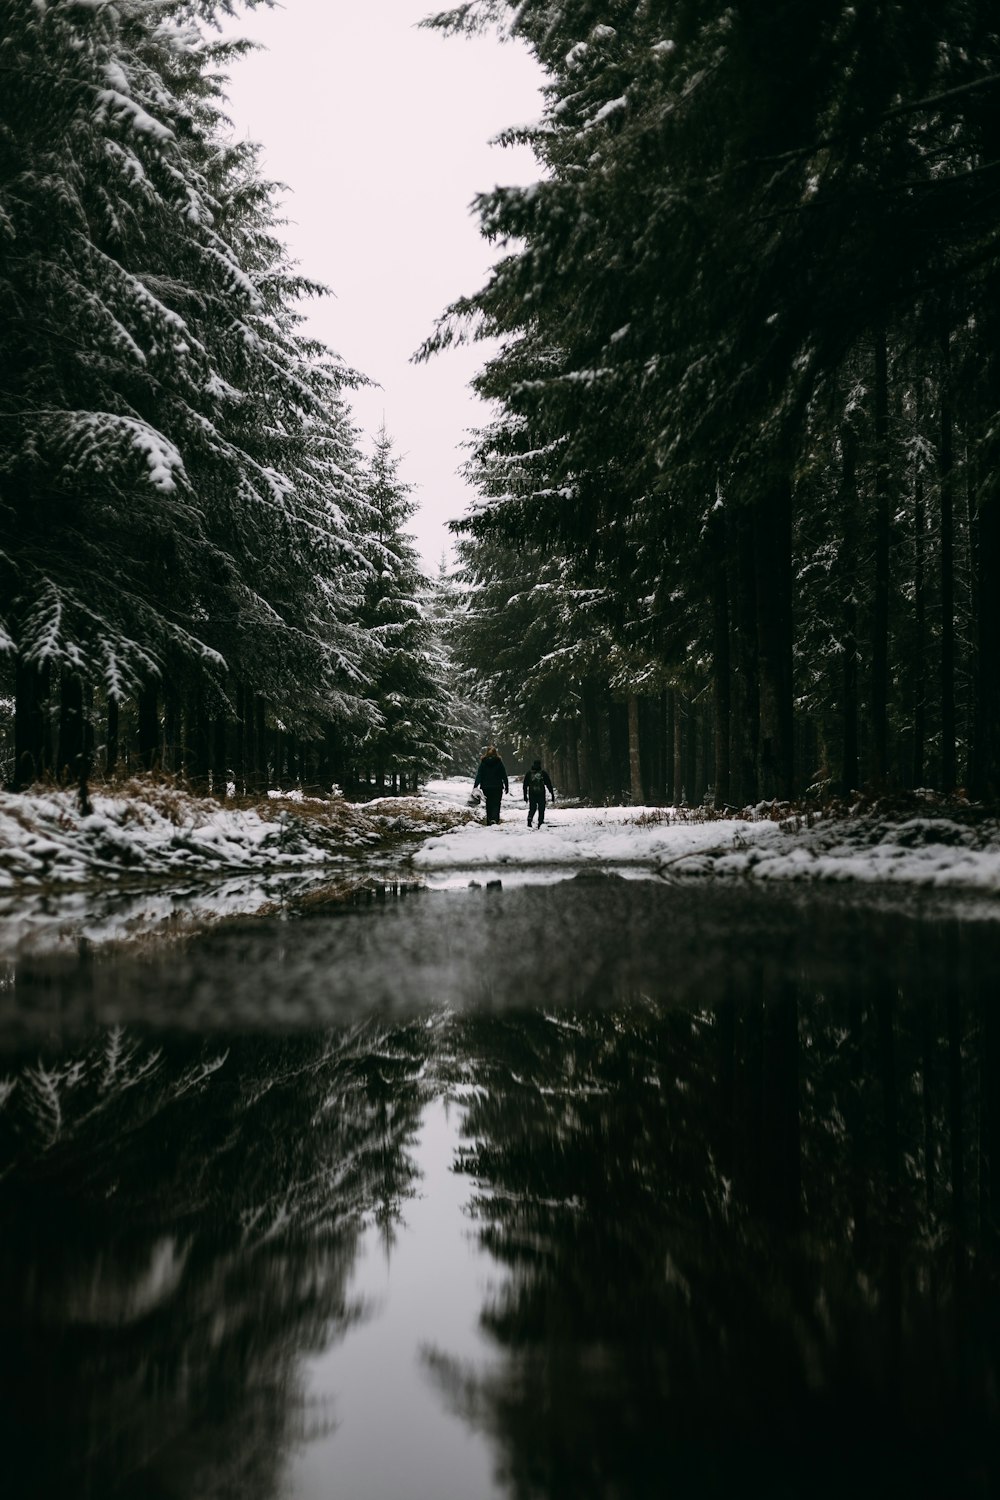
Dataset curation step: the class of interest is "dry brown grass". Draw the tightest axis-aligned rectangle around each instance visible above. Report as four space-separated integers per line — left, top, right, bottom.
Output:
363 798 474 829
99 775 367 832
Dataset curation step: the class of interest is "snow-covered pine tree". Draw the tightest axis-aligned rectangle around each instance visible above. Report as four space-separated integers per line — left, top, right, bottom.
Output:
423 553 487 775
425 0 1000 799
0 0 375 791
351 427 452 793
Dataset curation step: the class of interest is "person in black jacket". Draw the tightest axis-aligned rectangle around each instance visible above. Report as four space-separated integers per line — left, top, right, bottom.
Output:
473 746 509 825
522 758 555 827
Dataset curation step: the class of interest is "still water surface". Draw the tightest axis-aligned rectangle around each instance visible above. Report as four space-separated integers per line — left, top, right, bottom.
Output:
1 873 999 1499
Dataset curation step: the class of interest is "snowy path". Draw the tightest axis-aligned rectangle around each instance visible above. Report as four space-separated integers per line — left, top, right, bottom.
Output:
415 777 1000 895
2 775 999 905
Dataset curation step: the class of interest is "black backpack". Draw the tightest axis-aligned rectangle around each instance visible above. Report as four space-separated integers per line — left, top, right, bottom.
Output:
528 768 546 795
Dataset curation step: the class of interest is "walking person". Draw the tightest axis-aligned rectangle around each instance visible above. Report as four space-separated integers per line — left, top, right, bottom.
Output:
474 745 510 825
523 758 555 827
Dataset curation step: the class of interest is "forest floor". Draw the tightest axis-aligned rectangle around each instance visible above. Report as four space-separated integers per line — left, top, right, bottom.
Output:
417 777 1000 894
0 777 470 892
1 775 998 957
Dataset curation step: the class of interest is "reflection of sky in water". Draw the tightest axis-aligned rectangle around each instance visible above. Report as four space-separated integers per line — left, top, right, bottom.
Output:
284 1098 504 1500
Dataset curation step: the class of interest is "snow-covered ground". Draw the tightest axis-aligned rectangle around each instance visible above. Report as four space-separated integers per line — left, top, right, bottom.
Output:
0 780 463 894
0 784 372 891
416 776 1000 896
0 779 460 955
1 775 998 957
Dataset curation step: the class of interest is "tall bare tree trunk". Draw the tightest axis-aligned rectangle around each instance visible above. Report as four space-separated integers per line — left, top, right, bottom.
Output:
57 669 86 784
137 682 159 773
754 475 794 799
106 696 119 779
580 681 606 803
940 338 957 790
665 690 676 803
13 657 49 790
840 424 860 792
212 710 228 799
734 507 759 804
973 480 1000 797
870 328 891 786
626 693 643 803
254 696 267 791
710 504 732 807
912 411 927 788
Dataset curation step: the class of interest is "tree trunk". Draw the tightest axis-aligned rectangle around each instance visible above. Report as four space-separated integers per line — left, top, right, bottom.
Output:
972 481 1000 797
565 719 581 797
608 692 628 801
12 657 49 789
272 726 284 790
965 432 980 791
665 690 676 803
840 424 860 793
754 475 794 799
323 722 341 791
212 711 228 799
580 680 606 803
912 423 927 788
186 692 210 790
137 683 160 772
734 506 760 804
162 686 179 774
685 695 699 803
657 691 669 803
57 670 86 784
106 695 119 779
870 328 890 786
235 681 248 797
711 504 732 807
939 341 957 791
255 697 267 790
626 693 643 803
673 691 685 804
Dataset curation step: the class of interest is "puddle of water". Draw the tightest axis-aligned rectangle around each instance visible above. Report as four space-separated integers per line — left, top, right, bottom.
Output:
283 1097 504 1500
1 879 1000 1499
0 864 411 960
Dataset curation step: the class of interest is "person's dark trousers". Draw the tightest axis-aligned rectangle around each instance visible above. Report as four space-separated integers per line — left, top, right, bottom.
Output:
527 792 545 826
485 789 502 824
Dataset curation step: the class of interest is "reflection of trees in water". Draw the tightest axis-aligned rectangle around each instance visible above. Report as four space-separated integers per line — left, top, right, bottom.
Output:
0 1020 431 1500
428 956 1000 1498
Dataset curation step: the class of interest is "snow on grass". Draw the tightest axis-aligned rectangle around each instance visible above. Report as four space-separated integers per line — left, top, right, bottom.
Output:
414 779 1000 895
0 778 469 893
2 774 998 903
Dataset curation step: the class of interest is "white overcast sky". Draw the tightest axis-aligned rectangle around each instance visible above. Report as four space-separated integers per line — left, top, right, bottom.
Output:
219 1 543 570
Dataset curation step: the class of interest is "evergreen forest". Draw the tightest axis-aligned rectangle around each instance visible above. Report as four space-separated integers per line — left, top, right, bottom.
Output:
4 0 1000 810
425 0 1000 807
0 0 464 797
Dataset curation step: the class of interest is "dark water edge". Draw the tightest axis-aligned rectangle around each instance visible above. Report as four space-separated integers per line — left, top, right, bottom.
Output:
3 870 999 1037
0 876 999 1499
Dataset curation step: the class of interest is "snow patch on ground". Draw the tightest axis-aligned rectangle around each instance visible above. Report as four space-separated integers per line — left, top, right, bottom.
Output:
413 779 1000 896
0 781 465 893
2 775 999 908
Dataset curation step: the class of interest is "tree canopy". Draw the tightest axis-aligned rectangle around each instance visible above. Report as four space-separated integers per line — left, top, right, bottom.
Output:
0 0 451 794
423 0 1000 803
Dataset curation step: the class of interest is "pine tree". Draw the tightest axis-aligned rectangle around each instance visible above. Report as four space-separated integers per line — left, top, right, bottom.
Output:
425 0 1000 800
0 0 378 790
351 428 452 791
424 554 488 775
